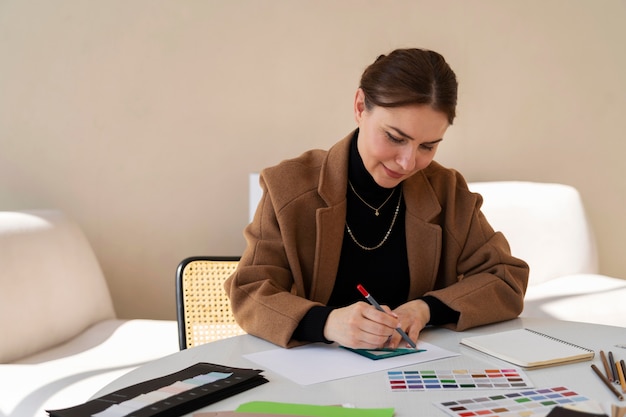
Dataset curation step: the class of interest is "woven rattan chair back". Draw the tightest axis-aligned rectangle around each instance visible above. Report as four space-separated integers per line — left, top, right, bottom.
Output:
175 256 245 350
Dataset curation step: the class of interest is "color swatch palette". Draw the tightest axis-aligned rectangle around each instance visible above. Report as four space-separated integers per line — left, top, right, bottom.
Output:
387 369 532 391
435 386 592 417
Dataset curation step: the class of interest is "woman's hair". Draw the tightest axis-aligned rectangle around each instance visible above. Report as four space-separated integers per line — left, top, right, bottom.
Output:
359 48 458 124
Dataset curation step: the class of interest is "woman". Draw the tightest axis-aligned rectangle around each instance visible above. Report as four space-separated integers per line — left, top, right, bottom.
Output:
225 48 529 350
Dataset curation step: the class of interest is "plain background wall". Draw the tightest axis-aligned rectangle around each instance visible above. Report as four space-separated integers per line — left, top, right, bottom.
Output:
1 0 624 319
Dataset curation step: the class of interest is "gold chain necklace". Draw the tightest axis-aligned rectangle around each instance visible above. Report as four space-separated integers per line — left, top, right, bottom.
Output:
348 180 396 216
345 187 403 251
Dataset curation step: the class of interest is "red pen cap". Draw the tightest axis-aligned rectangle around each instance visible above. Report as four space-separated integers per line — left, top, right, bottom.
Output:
356 284 369 297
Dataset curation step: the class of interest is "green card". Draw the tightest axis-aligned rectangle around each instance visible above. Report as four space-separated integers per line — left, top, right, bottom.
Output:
236 401 394 416
340 346 425 360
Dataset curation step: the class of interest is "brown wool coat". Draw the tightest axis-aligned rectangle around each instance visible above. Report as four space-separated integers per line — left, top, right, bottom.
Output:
224 132 529 348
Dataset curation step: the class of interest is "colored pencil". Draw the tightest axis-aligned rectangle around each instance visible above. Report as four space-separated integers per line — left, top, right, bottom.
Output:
601 350 613 381
591 364 624 401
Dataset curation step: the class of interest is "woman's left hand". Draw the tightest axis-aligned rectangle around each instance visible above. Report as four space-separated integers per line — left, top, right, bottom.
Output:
388 299 431 349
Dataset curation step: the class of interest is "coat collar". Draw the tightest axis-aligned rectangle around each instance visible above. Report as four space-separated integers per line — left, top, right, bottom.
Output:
319 130 443 222
317 131 353 205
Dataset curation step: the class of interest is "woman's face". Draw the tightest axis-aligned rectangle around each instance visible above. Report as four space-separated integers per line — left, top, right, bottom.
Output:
354 88 450 189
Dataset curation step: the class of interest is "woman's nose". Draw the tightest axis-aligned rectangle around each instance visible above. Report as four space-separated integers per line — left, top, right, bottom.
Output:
396 146 417 171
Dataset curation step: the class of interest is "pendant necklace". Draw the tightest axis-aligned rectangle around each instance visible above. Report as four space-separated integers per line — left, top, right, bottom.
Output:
346 187 403 251
348 180 396 216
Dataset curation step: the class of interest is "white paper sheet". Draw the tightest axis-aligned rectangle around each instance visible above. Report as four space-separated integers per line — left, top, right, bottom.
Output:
243 341 459 385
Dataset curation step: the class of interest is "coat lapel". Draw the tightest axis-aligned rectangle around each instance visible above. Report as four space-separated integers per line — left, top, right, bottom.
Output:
310 204 346 303
402 172 443 299
309 134 351 303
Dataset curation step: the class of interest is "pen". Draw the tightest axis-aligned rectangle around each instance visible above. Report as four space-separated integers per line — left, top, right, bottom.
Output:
601 350 613 381
618 360 626 394
356 284 417 349
591 364 624 401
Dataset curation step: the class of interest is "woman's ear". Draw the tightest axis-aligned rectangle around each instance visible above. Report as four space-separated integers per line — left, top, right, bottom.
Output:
353 88 366 124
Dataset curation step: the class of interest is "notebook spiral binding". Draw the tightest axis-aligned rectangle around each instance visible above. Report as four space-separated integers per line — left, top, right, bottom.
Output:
524 328 594 353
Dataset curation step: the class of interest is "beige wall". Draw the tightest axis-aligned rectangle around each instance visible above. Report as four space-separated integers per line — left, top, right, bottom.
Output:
1 0 624 319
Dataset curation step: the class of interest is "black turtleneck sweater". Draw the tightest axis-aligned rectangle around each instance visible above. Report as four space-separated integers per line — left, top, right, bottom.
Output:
292 132 459 343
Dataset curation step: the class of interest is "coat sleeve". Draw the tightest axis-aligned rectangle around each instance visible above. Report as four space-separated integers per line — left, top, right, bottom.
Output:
223 170 323 348
423 173 529 330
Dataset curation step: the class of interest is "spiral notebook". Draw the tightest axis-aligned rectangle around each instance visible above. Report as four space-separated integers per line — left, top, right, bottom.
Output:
460 328 595 368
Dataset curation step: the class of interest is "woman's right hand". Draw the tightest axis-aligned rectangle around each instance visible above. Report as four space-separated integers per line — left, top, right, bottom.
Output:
323 301 400 349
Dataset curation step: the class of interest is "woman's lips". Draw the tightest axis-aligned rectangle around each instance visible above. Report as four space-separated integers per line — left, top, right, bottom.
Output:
383 165 405 179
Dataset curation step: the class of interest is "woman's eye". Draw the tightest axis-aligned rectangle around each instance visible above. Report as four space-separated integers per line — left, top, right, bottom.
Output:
385 132 403 144
420 143 435 151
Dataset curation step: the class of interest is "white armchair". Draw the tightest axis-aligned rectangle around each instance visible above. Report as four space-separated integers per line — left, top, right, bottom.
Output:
0 210 178 416
469 181 626 327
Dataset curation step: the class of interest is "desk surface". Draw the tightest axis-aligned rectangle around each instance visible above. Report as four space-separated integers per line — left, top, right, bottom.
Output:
94 317 626 416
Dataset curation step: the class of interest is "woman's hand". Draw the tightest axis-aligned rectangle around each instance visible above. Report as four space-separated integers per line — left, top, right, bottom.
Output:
389 299 430 348
323 301 400 349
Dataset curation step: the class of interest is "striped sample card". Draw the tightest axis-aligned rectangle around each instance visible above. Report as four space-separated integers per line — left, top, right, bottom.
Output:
387 369 532 391
435 386 593 417
92 372 233 417
47 362 268 417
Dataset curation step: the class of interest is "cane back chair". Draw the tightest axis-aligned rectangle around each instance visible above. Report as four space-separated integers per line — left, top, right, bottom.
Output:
175 256 245 350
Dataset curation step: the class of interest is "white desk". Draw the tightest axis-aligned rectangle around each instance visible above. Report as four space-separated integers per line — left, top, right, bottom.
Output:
93 317 626 416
